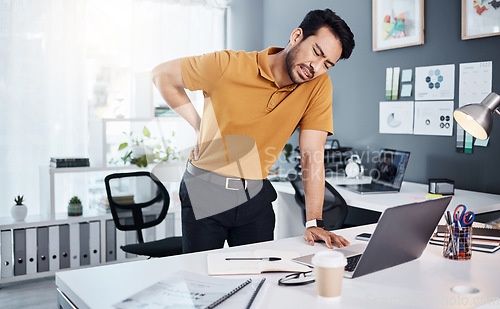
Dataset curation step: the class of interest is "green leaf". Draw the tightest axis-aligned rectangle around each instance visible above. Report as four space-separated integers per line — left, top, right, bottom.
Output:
118 142 128 150
131 155 148 167
143 126 150 137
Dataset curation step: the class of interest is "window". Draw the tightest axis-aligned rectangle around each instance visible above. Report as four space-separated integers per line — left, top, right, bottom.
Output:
0 0 227 217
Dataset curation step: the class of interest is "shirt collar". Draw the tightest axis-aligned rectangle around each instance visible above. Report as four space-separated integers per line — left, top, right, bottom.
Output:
258 47 298 91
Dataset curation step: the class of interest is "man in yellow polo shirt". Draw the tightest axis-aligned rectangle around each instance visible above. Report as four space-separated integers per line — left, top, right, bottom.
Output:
152 9 355 253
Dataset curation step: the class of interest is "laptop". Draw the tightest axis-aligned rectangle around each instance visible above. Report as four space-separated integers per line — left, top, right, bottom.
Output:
339 148 410 194
292 196 452 279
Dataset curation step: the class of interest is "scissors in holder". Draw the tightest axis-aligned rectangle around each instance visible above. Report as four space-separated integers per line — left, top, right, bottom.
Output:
453 204 475 228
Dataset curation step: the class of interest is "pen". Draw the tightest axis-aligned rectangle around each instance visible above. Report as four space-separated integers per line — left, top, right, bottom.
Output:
246 278 266 309
225 257 281 261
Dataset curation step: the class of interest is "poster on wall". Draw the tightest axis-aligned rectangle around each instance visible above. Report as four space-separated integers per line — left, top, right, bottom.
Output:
372 0 424 51
413 101 454 136
379 101 414 134
414 64 455 101
457 61 493 151
462 0 500 40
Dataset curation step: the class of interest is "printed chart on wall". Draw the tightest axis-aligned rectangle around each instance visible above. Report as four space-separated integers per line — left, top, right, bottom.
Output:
379 101 414 134
457 61 493 153
415 64 455 101
414 101 454 136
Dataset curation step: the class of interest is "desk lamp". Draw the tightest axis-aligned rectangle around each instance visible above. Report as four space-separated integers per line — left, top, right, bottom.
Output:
453 92 500 140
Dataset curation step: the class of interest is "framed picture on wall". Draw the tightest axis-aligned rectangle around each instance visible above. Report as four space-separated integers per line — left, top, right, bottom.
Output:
462 0 500 40
372 0 424 51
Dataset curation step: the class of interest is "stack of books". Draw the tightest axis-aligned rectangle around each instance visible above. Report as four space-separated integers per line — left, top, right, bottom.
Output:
50 157 90 168
429 224 500 253
98 195 135 213
154 105 176 117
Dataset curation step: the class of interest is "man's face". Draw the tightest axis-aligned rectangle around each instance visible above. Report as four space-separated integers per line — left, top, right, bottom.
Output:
285 26 343 85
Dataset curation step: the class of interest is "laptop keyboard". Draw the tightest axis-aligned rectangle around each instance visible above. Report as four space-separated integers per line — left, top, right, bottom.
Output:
345 254 362 272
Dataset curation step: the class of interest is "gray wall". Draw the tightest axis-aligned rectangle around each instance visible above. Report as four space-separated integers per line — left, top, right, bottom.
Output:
230 0 500 195
227 0 264 51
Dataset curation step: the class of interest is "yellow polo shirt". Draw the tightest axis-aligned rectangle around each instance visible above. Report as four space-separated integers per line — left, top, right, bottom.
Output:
181 47 333 179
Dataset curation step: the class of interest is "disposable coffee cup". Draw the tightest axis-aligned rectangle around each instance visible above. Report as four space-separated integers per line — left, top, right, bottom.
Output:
312 251 347 299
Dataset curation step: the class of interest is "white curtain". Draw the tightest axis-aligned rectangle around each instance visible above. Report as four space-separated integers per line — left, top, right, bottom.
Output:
0 0 226 217
0 0 87 217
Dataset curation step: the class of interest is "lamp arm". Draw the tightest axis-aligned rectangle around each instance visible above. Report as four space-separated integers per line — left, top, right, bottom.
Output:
495 109 500 116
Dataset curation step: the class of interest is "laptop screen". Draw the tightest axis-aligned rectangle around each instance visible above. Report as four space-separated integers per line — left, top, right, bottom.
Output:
371 148 410 188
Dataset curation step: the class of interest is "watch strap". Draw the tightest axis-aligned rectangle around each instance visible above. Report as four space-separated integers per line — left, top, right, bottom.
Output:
305 219 324 228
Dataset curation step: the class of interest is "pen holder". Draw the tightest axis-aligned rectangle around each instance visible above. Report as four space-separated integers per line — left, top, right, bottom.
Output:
442 224 472 260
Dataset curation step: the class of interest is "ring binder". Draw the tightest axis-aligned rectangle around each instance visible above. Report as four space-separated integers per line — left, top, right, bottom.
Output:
207 278 252 309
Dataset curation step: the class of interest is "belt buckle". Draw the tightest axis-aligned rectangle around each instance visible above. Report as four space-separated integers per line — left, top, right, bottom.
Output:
225 177 247 190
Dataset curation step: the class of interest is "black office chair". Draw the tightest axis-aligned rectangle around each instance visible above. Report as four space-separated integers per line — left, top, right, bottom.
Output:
104 171 183 258
288 174 348 230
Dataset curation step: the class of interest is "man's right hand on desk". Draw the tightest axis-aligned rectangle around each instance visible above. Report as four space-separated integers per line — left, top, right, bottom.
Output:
303 227 350 249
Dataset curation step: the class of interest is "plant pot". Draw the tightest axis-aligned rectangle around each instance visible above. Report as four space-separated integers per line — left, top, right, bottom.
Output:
68 203 83 216
11 204 28 221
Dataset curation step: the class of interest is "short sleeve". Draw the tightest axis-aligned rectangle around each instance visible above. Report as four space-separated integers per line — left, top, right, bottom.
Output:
181 51 231 94
298 75 334 135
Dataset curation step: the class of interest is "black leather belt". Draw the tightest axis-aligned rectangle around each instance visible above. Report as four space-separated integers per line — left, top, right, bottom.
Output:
186 161 253 191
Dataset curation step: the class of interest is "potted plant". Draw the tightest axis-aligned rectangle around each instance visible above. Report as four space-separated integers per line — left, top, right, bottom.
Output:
68 196 83 216
110 126 180 168
11 195 28 221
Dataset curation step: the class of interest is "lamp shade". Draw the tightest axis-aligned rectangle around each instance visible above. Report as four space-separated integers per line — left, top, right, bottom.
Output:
453 92 500 140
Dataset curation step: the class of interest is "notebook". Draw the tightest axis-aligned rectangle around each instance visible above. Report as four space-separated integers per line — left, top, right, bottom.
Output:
339 148 410 194
114 271 251 309
292 196 452 279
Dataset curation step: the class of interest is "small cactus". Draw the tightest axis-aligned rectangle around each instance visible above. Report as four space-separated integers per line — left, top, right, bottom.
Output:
14 195 24 205
69 196 81 204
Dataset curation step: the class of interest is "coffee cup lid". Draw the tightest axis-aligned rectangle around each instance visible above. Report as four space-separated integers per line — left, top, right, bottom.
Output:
311 251 347 268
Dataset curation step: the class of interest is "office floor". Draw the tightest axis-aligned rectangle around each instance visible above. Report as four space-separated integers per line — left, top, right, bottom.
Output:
0 277 57 309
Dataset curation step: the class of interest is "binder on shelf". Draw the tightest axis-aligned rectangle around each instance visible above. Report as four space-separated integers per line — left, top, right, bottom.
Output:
166 213 176 237
124 218 137 259
59 224 71 269
105 220 116 262
69 223 80 268
144 215 156 242
1 230 14 278
155 218 167 240
37 227 49 273
89 221 101 265
80 222 90 266
48 225 60 271
25 228 38 275
116 228 126 261
125 230 137 259
13 229 27 276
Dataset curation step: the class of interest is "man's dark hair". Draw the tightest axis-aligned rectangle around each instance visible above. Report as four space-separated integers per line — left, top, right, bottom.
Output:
298 8 355 60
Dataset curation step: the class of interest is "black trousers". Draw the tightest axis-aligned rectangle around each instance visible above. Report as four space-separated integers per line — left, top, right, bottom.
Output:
179 171 277 254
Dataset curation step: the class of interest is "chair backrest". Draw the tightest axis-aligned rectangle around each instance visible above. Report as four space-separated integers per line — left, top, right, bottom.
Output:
104 171 170 243
288 174 348 230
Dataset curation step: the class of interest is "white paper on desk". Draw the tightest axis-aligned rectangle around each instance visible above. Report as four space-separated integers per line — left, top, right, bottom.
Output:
379 101 414 134
413 101 454 136
415 64 455 100
113 271 250 309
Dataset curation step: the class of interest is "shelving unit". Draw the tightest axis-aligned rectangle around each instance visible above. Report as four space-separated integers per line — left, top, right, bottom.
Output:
1 116 186 285
0 210 178 285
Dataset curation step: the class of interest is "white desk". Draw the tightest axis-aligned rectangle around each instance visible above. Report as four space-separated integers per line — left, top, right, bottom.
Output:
272 180 500 239
272 180 500 214
56 224 500 309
